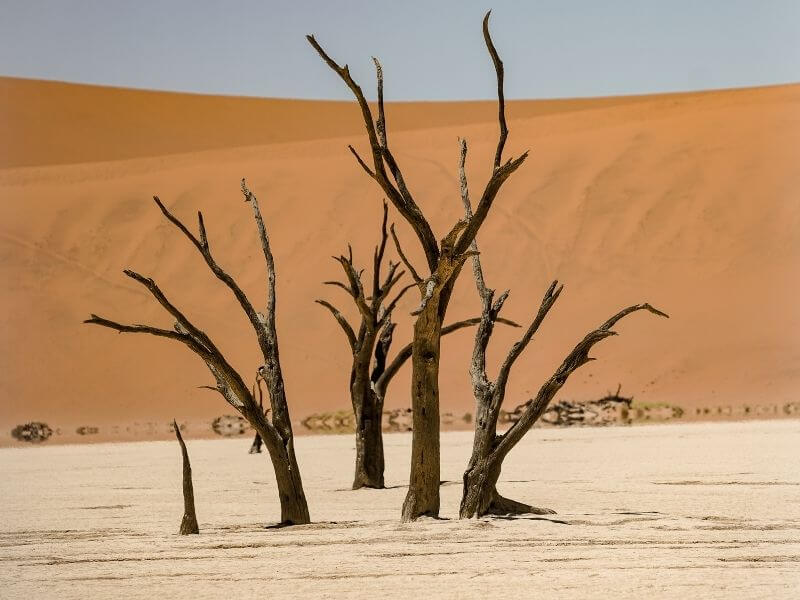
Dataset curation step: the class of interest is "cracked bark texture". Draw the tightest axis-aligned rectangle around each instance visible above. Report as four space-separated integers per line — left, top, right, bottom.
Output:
85 180 310 525
308 11 527 521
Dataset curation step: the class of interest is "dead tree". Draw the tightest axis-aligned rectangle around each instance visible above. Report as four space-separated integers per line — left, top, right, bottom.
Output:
457 140 669 518
248 374 266 454
309 11 527 521
316 202 409 489
172 419 199 534
85 180 310 525
318 203 515 489
249 432 264 454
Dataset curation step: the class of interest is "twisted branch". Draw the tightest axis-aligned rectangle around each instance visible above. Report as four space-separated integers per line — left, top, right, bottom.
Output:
306 34 439 270
495 304 669 458
315 300 357 351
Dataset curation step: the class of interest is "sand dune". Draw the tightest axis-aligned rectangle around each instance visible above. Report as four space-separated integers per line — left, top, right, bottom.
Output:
0 76 705 169
0 78 798 439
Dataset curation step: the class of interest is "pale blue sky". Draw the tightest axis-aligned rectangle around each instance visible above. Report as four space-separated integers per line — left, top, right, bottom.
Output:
1 0 798 100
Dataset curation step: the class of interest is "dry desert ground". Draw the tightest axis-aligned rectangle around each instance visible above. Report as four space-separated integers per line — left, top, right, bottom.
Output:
1 421 799 599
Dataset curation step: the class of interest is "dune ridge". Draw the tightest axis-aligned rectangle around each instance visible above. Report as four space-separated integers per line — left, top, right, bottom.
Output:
0 78 798 441
3 76 792 168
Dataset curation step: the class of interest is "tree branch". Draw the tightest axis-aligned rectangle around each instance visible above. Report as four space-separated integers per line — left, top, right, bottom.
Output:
483 11 507 170
85 307 252 414
240 179 277 327
374 316 517 397
348 145 375 178
390 224 423 284
410 276 437 316
371 318 395 385
494 303 669 458
335 255 372 322
324 280 354 296
373 201 389 298
455 153 528 257
453 12 528 256
306 34 440 270
315 300 357 352
121 269 217 354
372 57 387 148
375 263 404 307
495 280 563 391
84 314 192 346
458 138 489 302
380 282 416 325
153 193 272 365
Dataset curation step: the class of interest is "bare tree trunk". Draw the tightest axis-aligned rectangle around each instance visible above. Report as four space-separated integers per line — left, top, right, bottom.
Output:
317 204 410 490
257 423 310 524
86 181 311 525
173 420 199 534
457 280 667 518
402 299 444 519
318 207 497 493
309 12 528 520
352 389 385 489
455 134 668 518
350 333 386 489
248 378 265 454
460 436 553 518
249 432 263 454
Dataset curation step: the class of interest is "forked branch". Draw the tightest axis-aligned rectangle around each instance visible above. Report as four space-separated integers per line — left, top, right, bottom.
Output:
453 12 529 256
390 224 423 285
306 34 439 270
495 304 669 458
315 300 357 351
374 315 518 398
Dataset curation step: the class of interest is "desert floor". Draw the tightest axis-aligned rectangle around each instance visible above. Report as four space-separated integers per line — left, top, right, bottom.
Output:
1 420 798 598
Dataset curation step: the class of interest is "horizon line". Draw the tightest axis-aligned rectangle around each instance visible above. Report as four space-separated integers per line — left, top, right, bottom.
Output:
3 74 799 104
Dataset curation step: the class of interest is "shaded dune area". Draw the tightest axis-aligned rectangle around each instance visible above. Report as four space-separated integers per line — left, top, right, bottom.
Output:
1 77 798 441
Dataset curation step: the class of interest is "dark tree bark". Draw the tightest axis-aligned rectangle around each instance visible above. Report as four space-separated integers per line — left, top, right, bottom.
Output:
308 11 527 521
249 433 263 454
85 180 310 525
457 141 668 517
318 203 513 489
317 202 410 489
173 419 199 534
248 374 266 454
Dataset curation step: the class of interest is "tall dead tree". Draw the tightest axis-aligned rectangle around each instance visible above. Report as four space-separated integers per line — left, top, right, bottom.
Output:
173 419 199 534
318 203 516 489
85 180 310 525
309 11 527 521
456 141 669 518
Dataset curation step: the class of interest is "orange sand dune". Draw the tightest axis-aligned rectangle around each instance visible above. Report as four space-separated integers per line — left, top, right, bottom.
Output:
0 78 798 441
0 76 750 168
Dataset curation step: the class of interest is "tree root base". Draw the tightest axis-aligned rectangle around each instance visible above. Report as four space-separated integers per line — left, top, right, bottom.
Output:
483 493 556 517
179 515 199 535
352 483 386 490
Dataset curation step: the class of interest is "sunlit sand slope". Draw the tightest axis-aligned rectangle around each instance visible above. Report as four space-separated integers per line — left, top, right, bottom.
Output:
1 79 798 434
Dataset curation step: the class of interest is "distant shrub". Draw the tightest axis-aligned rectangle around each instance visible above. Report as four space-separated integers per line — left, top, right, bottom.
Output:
11 422 53 443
